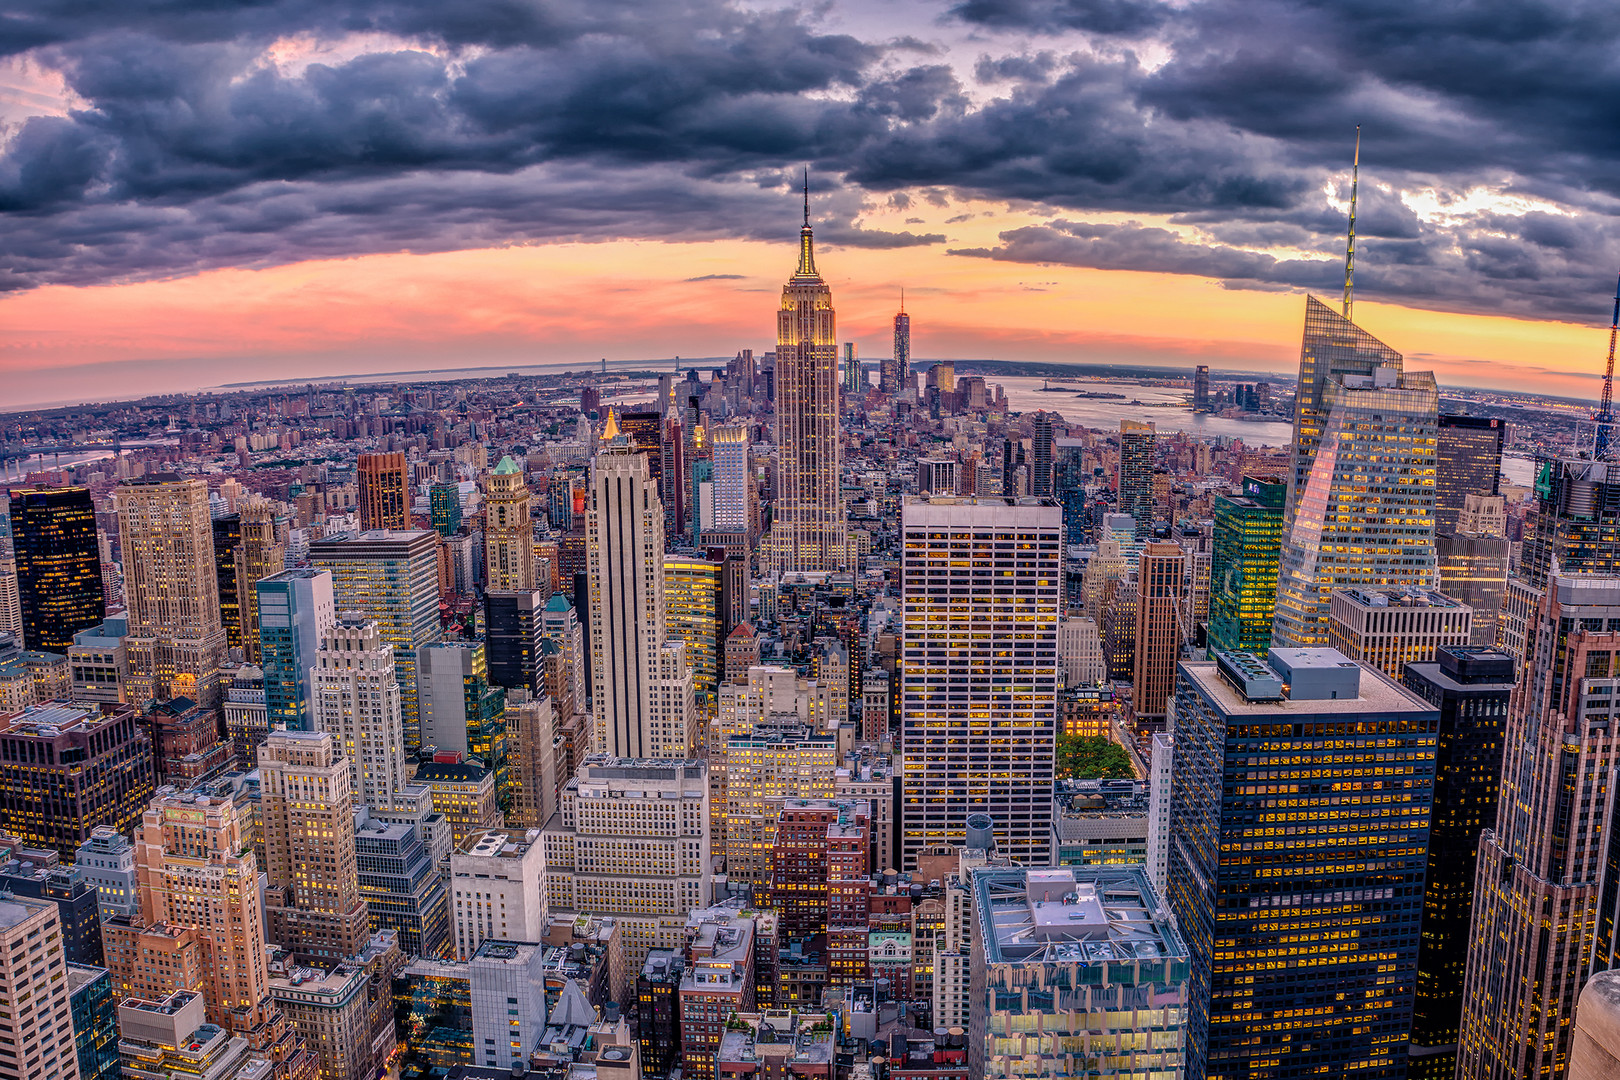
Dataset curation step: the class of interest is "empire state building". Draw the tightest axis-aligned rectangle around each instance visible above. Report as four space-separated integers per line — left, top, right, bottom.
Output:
774 180 848 573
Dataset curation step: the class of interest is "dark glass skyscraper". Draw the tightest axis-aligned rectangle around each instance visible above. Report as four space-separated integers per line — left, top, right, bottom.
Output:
1519 457 1620 589
1169 648 1438 1080
482 589 546 695
1207 475 1286 657
1118 419 1156 537
211 512 243 651
10 486 104 653
430 481 462 537
1435 414 1505 534
1400 646 1513 1080
892 306 911 393
1031 411 1054 498
1194 364 1211 412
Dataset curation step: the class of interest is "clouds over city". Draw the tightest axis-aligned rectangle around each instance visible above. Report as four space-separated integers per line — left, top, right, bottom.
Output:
1 0 1619 322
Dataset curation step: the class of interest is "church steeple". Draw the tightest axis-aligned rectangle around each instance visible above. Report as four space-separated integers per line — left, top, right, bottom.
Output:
794 168 818 280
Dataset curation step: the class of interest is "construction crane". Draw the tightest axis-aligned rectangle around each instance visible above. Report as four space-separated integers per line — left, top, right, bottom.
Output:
1597 272 1620 462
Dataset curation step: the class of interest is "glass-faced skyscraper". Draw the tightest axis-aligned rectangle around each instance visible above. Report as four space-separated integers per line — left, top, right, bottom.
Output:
1169 649 1438 1080
1118 419 1156 537
891 304 911 394
1435 414 1505 534
257 568 335 731
774 192 846 573
1273 297 1439 648
1207 475 1285 657
9 486 104 653
900 496 1060 867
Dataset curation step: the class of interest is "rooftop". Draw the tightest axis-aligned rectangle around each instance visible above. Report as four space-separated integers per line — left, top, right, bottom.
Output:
975 866 1186 967
1187 654 1432 717
1336 586 1466 609
460 828 539 859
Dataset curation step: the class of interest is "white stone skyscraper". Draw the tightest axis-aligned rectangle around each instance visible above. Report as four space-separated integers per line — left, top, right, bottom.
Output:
773 181 847 573
588 420 695 759
1272 297 1439 648
900 496 1062 867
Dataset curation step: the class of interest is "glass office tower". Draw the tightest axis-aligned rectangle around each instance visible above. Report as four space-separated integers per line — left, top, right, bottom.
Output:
10 486 104 653
1169 648 1438 1080
1207 475 1286 657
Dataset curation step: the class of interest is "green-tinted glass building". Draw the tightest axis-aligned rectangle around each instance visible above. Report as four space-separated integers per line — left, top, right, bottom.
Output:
1207 475 1285 657
430 482 462 537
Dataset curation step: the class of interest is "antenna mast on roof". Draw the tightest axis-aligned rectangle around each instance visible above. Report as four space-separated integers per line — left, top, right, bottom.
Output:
1343 126 1360 322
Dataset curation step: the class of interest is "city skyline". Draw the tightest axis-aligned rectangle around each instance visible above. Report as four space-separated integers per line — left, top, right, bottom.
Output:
5 2 1620 406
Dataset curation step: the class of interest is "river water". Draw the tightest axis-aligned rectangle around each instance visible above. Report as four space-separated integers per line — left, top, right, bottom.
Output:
993 376 1295 445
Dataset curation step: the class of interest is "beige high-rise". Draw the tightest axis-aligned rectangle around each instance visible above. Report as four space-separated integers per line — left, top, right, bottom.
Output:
313 615 410 811
773 191 847 573
485 455 536 591
258 729 372 961
588 434 695 759
0 895 79 1080
118 474 227 707
1132 542 1186 722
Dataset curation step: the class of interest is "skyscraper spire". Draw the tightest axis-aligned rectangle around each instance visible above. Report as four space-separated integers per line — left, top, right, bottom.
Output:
1344 125 1360 322
795 168 818 279
900 286 905 313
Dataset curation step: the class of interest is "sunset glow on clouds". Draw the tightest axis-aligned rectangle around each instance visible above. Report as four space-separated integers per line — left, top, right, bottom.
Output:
3 0 1620 407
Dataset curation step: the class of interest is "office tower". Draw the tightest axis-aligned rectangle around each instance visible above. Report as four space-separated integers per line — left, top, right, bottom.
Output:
118 475 227 707
1001 437 1026 498
357 451 410 531
969 866 1187 1079
1031 411 1054 497
711 423 750 534
113 786 304 1070
235 497 288 660
541 593 587 708
916 457 957 496
211 511 243 650
1118 419 1156 537
1273 297 1439 648
664 553 722 720
1456 575 1620 1080
1327 585 1472 679
505 696 558 829
310 529 442 748
10 486 104 653
0 702 152 859
841 341 860 395
1193 364 1210 412
1519 457 1620 589
1207 475 1286 657
679 909 757 1080
484 456 535 591
774 193 847 574
0 863 102 966
449 827 547 960
468 939 564 1071
76 826 137 921
482 588 545 695
265 935 402 1080
223 664 267 766
618 409 668 512
542 756 711 974
900 497 1061 867
68 962 118 1080
311 616 410 810
720 718 838 888
354 816 449 959
414 756 500 851
1132 542 1185 723
67 617 127 705
115 990 294 1079
417 642 508 806
430 480 462 537
0 556 19 642
258 729 372 961
0 895 81 1080
1435 414 1505 534
1400 646 1514 1080
588 436 695 759
637 949 685 1080
892 303 911 394
256 568 335 731
1437 495 1511 647
1169 649 1438 1080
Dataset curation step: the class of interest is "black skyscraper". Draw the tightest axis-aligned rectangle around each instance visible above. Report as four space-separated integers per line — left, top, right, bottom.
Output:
10 486 104 653
212 512 243 650
1435 414 1505 534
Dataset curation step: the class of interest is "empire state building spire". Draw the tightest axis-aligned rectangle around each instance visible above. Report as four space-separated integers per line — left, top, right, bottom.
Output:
774 171 846 573
795 167 818 280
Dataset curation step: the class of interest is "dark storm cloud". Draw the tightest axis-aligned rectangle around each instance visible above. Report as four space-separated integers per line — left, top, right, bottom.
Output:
3 0 1620 324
